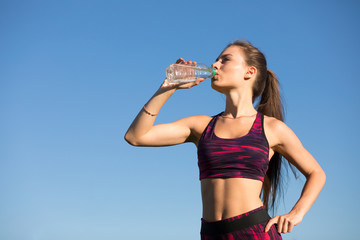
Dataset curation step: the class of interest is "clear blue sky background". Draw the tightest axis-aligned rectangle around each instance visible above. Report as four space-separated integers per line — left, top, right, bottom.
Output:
1 0 359 239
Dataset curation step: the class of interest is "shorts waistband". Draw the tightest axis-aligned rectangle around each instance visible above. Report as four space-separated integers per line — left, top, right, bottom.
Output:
200 207 271 235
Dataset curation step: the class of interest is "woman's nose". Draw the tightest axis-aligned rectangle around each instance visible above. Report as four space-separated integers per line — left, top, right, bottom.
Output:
212 61 219 69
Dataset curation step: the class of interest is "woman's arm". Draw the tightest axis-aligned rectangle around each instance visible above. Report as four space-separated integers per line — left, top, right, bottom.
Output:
124 59 206 146
264 119 326 234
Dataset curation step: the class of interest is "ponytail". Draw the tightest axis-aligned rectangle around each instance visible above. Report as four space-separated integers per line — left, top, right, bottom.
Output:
257 69 284 211
257 69 283 121
257 69 298 211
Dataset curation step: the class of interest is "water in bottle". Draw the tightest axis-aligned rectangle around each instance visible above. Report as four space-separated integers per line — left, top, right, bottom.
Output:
166 63 216 83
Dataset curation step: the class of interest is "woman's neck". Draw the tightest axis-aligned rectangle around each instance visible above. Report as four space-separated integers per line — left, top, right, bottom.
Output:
223 90 257 118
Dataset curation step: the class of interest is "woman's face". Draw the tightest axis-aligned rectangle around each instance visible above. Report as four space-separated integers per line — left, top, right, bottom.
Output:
211 46 249 92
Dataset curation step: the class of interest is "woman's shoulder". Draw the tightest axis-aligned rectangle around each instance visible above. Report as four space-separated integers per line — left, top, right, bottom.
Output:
186 114 214 129
182 114 214 143
178 114 212 123
175 114 214 133
263 115 296 145
263 115 288 131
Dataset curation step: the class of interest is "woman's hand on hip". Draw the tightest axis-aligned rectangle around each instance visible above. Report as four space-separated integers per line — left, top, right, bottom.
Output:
265 211 303 234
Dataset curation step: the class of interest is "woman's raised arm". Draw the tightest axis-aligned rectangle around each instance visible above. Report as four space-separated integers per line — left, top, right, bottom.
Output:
124 59 206 147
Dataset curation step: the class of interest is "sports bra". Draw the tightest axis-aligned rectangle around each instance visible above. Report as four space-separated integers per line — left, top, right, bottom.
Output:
197 112 269 181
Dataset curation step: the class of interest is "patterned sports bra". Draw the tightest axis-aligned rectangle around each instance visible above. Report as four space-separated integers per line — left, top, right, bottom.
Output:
197 112 269 181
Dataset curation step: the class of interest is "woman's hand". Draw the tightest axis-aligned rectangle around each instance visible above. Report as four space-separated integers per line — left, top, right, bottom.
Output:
265 211 303 234
161 58 205 89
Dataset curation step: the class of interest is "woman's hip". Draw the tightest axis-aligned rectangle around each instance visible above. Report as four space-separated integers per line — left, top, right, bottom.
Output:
200 206 282 240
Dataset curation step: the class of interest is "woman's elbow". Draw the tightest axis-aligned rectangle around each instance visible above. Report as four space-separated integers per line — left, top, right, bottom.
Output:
308 168 326 186
124 132 140 146
320 169 326 185
317 167 326 182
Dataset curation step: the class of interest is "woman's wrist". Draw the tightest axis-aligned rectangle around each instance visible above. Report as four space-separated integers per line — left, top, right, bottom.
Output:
289 206 306 220
142 80 176 117
157 80 177 95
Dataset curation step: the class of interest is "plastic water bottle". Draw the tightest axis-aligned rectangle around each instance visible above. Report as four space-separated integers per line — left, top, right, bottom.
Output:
166 63 216 83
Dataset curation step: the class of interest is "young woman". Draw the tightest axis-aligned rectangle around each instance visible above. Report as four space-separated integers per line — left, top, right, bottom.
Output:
125 40 326 240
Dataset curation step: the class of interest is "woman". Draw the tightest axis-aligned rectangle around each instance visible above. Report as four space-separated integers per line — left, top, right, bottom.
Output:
125 40 326 239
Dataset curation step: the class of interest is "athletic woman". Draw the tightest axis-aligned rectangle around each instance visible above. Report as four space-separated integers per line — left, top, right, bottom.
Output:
125 40 326 239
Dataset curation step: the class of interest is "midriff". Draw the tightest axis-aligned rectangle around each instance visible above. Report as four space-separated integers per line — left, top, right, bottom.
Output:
201 178 264 221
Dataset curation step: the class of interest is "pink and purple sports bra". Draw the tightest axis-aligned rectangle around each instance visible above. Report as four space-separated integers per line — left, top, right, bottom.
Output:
197 112 269 182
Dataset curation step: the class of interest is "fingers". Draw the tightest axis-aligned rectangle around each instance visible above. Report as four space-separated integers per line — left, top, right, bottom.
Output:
265 216 278 233
162 76 205 90
176 78 204 89
265 215 297 234
195 77 205 84
288 221 294 233
175 58 197 65
176 58 185 64
278 216 285 233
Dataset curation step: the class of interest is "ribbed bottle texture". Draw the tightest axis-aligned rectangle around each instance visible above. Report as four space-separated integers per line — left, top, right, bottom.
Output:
166 63 215 83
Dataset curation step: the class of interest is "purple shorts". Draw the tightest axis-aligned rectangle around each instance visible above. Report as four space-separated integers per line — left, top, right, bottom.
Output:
200 206 282 240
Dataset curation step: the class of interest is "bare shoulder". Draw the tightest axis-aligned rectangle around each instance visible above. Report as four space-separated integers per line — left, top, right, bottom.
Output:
263 115 288 132
263 115 294 147
180 114 213 144
186 114 213 132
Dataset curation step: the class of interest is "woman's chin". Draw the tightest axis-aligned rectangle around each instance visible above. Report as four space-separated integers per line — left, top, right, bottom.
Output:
211 81 224 93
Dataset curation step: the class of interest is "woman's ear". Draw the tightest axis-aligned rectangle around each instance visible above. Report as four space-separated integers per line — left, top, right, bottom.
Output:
244 66 257 80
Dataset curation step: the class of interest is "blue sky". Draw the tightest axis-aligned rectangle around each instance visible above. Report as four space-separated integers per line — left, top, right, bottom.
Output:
1 0 359 239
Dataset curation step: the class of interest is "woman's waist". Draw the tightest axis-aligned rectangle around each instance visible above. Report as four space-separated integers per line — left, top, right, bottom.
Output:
201 177 263 221
202 198 264 221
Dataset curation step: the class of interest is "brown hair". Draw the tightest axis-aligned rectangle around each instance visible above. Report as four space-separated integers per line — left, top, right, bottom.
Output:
226 40 288 210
